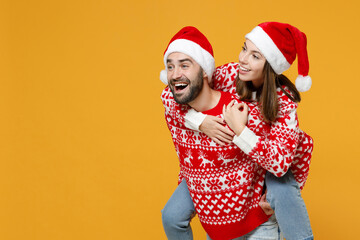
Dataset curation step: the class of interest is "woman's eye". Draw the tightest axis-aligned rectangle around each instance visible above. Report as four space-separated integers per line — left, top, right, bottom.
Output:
253 54 259 59
242 46 246 51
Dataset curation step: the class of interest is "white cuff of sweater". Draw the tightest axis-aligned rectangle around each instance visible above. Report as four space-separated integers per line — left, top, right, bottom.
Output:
232 126 259 154
184 109 206 131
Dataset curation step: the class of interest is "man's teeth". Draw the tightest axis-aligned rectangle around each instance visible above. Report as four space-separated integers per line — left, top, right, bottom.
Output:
175 83 188 87
240 66 250 72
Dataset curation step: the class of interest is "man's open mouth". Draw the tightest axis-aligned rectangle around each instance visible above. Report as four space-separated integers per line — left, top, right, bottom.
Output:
174 83 189 91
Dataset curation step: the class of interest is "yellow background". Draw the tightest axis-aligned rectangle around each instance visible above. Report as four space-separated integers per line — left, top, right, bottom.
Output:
0 0 359 239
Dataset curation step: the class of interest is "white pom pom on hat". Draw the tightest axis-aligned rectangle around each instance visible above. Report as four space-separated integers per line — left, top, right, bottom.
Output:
159 26 215 85
295 75 312 92
160 70 168 85
246 22 312 92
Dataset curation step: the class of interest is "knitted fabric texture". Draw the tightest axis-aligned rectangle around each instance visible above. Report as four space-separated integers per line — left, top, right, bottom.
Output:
162 62 312 189
162 91 269 240
161 63 313 240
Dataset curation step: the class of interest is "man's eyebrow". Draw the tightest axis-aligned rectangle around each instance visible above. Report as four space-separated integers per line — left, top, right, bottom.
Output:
179 58 193 63
167 58 193 64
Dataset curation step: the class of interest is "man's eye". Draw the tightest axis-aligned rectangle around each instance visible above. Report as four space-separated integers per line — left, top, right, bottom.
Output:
167 65 173 70
242 46 246 51
182 65 188 68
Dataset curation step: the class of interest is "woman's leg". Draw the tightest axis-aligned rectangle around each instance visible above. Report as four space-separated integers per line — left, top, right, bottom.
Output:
161 179 196 240
266 171 313 240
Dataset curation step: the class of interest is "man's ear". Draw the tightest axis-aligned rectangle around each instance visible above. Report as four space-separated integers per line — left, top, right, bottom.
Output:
203 71 213 87
203 71 208 80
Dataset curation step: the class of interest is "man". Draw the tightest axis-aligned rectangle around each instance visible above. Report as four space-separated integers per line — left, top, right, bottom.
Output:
160 26 277 240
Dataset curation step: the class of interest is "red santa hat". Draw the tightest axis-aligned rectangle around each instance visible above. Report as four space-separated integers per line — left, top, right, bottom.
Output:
245 22 312 92
160 26 215 85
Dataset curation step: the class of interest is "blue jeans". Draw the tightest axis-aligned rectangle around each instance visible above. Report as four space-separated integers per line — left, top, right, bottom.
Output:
161 179 195 240
266 171 313 240
206 215 283 240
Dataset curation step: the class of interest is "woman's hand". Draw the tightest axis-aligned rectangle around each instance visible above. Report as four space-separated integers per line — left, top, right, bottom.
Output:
199 115 235 146
222 100 249 136
259 191 274 215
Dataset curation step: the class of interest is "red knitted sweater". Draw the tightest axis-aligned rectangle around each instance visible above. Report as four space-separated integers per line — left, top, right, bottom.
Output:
162 90 269 240
161 62 313 240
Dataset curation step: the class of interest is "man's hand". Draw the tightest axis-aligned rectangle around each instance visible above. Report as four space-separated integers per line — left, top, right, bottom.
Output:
199 115 235 146
259 192 274 215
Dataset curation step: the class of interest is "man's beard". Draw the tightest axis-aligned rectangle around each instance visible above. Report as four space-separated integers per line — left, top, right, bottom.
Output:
169 71 203 104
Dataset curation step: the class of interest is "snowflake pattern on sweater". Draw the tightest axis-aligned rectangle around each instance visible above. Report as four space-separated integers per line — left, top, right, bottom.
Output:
162 91 269 240
213 62 313 189
162 62 312 190
161 63 313 240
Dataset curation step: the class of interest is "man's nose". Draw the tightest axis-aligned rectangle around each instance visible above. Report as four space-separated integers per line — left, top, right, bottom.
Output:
172 67 182 79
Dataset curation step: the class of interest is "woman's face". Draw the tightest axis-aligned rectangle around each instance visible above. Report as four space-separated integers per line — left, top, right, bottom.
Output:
238 39 266 88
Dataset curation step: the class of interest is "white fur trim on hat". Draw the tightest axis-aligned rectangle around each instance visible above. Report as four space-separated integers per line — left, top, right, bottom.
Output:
295 75 312 92
245 26 290 75
163 39 215 82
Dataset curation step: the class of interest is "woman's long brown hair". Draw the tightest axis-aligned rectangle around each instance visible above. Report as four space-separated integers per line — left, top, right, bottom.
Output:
236 61 301 122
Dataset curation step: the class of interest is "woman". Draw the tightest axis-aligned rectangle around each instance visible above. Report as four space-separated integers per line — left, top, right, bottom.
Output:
161 22 313 240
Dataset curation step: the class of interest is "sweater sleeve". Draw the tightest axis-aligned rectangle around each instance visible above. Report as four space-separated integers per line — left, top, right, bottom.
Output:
163 110 186 185
233 93 300 177
290 130 313 190
212 62 239 93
